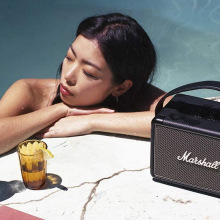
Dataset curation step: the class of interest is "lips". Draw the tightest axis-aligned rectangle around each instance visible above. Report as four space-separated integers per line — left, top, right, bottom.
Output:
60 84 73 96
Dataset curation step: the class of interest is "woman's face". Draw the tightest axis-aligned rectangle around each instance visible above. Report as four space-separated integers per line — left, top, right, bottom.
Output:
60 35 116 106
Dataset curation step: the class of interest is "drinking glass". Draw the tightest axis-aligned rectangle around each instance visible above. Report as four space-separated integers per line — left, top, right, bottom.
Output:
17 140 47 190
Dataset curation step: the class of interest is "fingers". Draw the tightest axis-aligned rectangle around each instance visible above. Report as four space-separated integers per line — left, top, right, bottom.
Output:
37 131 57 138
35 129 61 138
34 125 57 138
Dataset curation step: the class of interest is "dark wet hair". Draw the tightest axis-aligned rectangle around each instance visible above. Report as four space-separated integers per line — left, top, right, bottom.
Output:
54 13 157 111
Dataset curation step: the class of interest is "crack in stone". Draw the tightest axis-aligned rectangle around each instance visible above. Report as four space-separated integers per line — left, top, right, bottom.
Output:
80 167 149 220
2 167 149 220
2 181 94 206
3 189 61 206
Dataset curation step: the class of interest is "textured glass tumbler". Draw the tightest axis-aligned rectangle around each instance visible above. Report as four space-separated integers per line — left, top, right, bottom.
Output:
17 140 47 190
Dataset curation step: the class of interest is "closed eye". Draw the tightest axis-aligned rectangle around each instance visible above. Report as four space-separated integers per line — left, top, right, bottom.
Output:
65 56 73 61
83 70 98 80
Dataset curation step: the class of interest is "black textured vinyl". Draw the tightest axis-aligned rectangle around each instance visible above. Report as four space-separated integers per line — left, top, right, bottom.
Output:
154 124 220 194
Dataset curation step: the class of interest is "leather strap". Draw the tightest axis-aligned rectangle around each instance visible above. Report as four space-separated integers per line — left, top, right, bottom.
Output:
155 81 220 115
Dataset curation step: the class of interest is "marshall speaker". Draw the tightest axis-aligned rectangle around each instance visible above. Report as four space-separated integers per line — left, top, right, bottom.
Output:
151 81 220 197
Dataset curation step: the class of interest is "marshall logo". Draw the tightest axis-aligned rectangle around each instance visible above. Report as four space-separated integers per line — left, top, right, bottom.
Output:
177 151 220 170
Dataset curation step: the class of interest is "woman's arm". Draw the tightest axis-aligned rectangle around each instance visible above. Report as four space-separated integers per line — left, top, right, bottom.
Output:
0 79 114 155
0 104 115 155
0 104 67 155
90 86 170 138
90 93 171 137
91 111 154 138
36 110 154 139
37 86 171 139
0 80 65 154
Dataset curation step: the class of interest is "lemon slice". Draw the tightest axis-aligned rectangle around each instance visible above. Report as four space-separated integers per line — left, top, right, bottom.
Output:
36 146 54 160
19 140 54 159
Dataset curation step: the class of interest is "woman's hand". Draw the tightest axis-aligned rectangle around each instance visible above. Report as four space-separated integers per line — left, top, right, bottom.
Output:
35 106 115 138
35 114 94 138
56 102 115 117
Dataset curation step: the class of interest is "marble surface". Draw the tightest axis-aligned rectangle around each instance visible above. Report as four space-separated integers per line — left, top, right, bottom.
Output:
0 97 220 220
0 130 220 220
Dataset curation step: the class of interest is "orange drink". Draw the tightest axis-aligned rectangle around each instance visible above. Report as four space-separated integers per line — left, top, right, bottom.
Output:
17 140 48 190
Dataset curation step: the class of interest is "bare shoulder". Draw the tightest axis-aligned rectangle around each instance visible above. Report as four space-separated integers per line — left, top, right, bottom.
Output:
25 79 58 103
133 84 167 111
0 79 58 117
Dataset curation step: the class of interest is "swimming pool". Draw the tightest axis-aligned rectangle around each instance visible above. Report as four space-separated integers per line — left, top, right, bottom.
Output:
0 0 219 99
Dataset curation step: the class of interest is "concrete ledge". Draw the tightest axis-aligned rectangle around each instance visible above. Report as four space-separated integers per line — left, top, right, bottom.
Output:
0 131 219 219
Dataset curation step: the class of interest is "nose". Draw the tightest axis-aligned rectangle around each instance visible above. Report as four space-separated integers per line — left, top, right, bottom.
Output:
64 64 78 86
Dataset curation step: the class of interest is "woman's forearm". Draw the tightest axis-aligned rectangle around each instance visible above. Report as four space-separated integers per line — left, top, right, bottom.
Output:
90 111 155 138
0 104 66 155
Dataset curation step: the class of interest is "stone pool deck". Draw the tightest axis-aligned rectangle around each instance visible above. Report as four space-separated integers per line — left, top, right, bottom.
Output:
0 97 219 220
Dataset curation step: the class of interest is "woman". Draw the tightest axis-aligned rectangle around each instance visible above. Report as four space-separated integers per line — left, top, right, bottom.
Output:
0 13 167 155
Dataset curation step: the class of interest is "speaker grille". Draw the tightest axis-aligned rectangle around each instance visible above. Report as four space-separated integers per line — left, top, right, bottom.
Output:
154 124 220 194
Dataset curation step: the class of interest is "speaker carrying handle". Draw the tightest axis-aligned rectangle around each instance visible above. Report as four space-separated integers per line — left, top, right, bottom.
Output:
155 81 220 115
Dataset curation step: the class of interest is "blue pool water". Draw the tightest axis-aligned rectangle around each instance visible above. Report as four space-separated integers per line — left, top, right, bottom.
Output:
0 0 219 99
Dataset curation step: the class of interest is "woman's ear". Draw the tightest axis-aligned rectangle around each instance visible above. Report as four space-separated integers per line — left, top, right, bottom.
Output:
111 80 133 97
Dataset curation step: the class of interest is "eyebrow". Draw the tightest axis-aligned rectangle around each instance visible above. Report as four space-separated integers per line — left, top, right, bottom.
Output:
70 45 102 71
